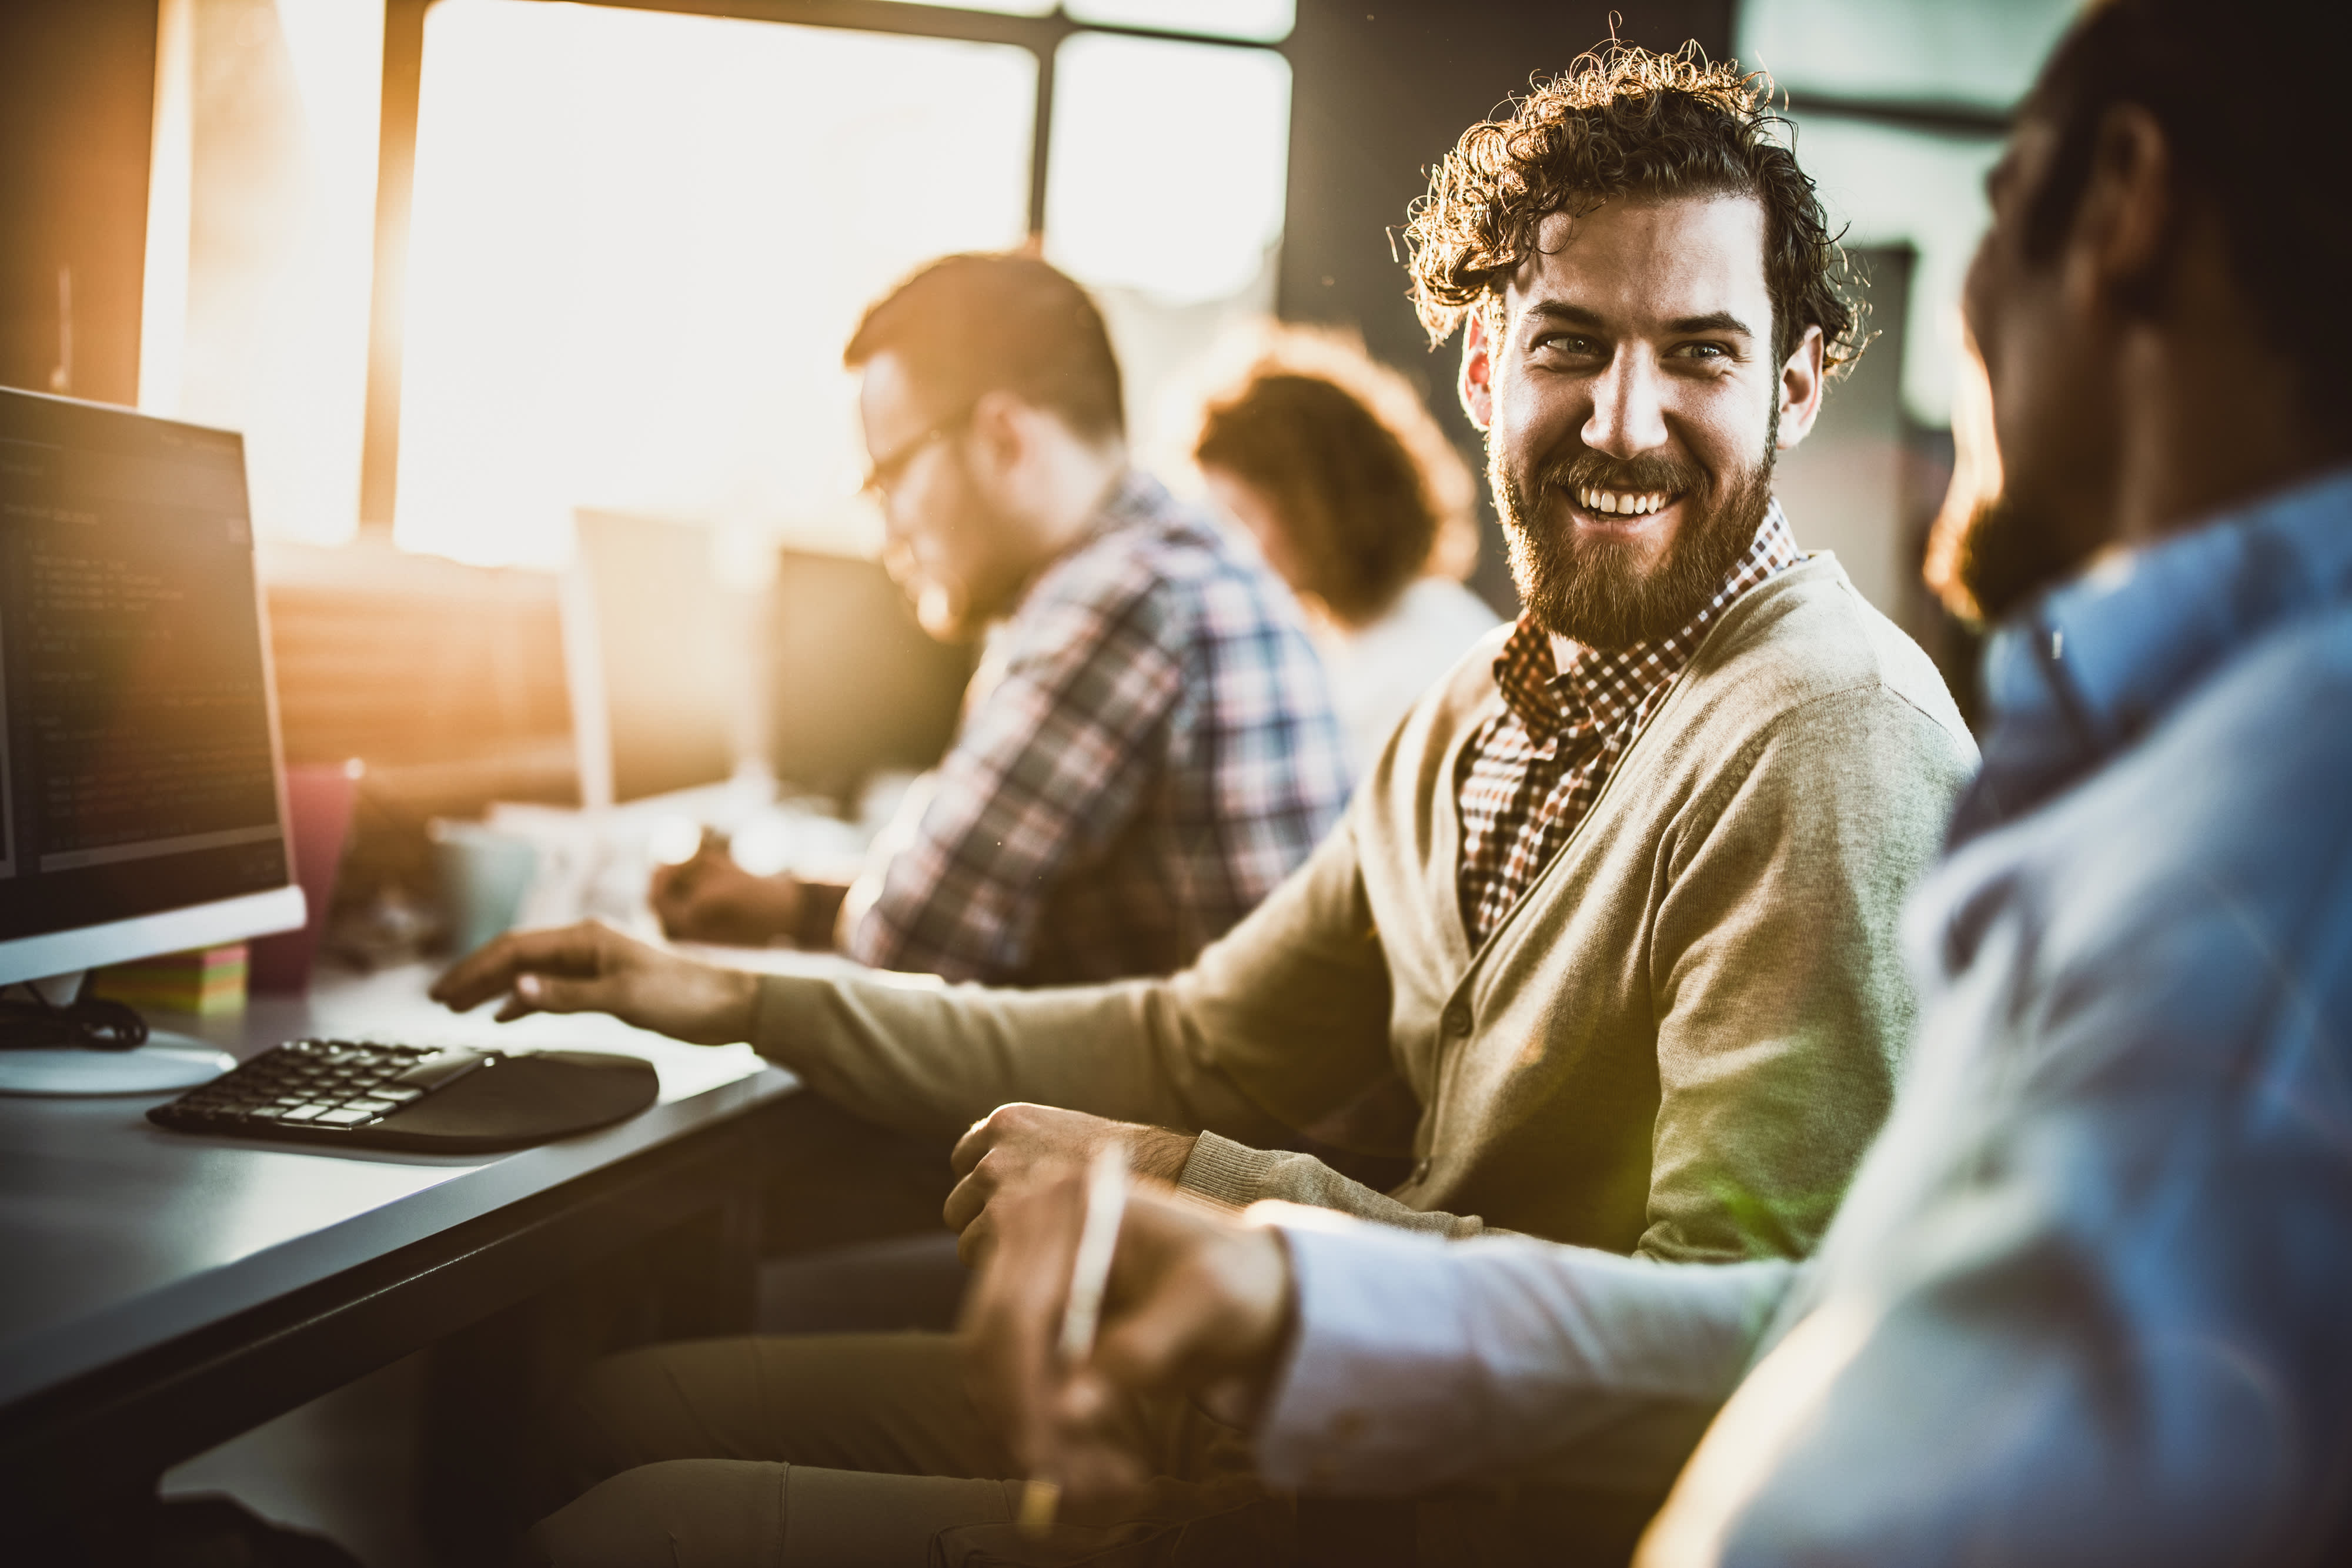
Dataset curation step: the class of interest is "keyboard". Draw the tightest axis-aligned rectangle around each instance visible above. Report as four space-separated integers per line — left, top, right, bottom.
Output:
149 1038 660 1154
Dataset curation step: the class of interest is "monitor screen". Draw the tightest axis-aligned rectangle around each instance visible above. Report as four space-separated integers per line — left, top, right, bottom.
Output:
570 509 744 807
0 388 298 982
764 547 972 802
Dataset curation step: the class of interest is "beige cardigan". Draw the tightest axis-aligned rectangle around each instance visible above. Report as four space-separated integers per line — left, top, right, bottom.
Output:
750 554 1977 1263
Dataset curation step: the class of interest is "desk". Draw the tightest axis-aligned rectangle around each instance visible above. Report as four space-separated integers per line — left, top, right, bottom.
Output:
0 962 801 1564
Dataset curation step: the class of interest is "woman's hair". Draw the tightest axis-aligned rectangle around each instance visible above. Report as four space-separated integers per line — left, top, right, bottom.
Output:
1193 326 1478 627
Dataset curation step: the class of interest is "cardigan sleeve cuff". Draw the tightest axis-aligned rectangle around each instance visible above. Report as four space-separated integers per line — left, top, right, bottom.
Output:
749 971 816 1058
1177 1129 1281 1212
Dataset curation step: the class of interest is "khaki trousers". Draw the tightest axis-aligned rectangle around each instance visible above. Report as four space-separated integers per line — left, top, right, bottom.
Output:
524 1332 1291 1568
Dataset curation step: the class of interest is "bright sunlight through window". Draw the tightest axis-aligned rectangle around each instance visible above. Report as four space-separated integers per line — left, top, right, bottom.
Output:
141 0 383 549
1044 32 1291 305
393 1 1035 570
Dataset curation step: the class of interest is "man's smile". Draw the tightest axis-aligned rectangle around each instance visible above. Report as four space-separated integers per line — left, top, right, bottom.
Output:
1552 479 1687 539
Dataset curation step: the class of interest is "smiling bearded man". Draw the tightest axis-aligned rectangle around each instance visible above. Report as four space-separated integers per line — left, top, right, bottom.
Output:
443 45 1982 1568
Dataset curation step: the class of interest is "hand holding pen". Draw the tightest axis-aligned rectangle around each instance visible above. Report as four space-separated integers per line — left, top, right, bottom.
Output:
956 1140 1301 1532
1017 1143 1131 1534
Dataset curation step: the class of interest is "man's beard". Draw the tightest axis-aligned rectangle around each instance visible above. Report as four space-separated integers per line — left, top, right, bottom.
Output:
1922 488 2098 627
1492 431 1776 651
880 449 1021 644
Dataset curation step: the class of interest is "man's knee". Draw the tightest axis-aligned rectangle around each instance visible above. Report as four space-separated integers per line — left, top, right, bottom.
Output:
566 1343 677 1443
552 1333 993 1488
542 1342 696 1491
527 1459 786 1568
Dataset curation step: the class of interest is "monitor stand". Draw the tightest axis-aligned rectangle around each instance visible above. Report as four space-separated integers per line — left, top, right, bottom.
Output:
0 1035 237 1096
0 974 236 1097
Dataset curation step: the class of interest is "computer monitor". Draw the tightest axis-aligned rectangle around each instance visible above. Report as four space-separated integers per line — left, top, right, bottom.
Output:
0 387 304 1091
566 509 746 809
763 546 972 803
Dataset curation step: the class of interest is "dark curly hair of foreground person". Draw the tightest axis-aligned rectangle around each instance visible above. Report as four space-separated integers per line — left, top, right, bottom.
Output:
1404 42 1865 375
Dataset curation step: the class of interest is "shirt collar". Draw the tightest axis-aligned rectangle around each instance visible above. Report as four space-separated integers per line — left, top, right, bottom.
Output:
1009 468 1189 616
1102 467 1175 527
1954 463 2352 844
1493 500 1800 736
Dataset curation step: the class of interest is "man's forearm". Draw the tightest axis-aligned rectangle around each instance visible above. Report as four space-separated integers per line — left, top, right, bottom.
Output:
1253 1213 1799 1496
751 970 1295 1144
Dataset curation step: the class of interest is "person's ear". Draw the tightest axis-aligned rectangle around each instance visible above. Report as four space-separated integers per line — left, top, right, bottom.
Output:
1458 307 1498 431
1774 324 1827 452
964 389 1028 490
2067 103 2173 319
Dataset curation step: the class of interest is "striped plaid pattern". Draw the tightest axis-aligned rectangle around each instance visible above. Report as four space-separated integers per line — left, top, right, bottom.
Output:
846 472 1351 985
1455 503 1800 945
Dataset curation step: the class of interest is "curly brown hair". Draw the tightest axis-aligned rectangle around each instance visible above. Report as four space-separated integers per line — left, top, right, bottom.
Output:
1194 327 1477 627
1404 43 1862 375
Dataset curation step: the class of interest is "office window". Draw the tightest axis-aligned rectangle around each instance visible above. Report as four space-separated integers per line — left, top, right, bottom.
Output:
1040 31 1291 482
1739 0 2074 114
392 1 1036 569
139 0 385 549
1044 33 1291 305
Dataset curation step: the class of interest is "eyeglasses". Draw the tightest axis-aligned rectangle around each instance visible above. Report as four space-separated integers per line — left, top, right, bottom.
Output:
860 409 972 500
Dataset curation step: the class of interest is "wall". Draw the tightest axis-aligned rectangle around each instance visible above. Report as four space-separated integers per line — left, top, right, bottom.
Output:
1770 245 1913 614
0 1 159 405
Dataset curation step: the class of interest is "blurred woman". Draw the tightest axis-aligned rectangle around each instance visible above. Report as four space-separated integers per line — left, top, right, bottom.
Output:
1195 329 1500 773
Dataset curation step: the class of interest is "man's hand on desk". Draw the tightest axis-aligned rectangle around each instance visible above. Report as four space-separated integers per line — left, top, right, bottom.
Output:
946 1104 1197 1266
651 841 850 949
960 1168 1295 1510
428 920 759 1046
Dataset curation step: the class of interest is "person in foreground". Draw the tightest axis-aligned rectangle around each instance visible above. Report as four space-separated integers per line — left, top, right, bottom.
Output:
436 45 1977 1565
652 253 1349 985
964 2 2352 1563
1192 326 1501 772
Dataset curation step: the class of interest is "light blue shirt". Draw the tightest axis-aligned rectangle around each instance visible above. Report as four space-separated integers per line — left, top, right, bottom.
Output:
1255 468 2352 1565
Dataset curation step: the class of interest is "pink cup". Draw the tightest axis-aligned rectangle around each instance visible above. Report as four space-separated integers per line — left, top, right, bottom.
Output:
250 760 364 993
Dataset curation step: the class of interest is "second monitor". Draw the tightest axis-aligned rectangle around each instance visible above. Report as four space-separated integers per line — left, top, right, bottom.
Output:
763 546 971 804
569 520 973 811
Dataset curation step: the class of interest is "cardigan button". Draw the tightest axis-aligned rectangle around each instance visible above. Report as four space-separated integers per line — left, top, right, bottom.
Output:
1412 1158 1432 1182
1441 1002 1472 1036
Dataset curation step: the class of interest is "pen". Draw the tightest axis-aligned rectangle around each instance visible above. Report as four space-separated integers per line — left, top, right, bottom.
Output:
1017 1141 1131 1538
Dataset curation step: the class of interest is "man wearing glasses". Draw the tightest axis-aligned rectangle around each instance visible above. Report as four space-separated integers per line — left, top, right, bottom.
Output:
655 252 1351 986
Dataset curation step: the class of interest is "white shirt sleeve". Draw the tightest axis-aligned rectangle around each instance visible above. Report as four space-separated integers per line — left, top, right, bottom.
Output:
1250 1203 1800 1496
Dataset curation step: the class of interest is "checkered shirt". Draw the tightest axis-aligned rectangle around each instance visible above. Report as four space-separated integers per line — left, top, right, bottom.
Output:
1455 503 1801 945
845 472 1352 985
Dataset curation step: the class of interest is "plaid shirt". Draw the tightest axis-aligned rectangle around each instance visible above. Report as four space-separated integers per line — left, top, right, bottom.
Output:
1455 503 1801 945
846 472 1351 985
